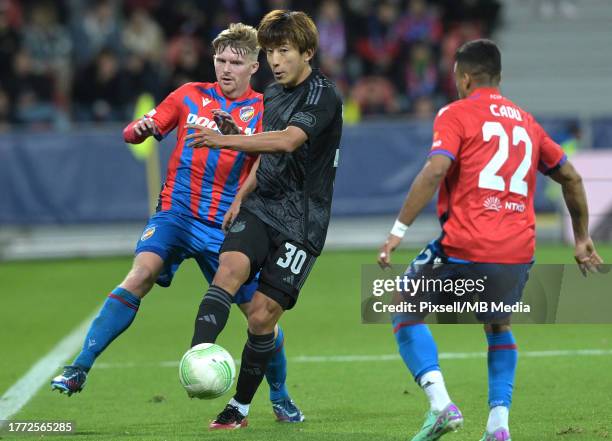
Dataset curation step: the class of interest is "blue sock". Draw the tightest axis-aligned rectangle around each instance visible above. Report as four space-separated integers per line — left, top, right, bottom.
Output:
486 331 518 408
265 325 289 401
73 287 141 371
392 314 440 382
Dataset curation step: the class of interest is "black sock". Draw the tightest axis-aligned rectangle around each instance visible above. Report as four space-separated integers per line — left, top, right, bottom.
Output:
190 285 233 347
234 330 276 404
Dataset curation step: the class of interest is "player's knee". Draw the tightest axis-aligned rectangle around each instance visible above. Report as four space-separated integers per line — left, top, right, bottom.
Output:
213 261 249 293
247 308 276 334
247 294 282 334
123 265 157 296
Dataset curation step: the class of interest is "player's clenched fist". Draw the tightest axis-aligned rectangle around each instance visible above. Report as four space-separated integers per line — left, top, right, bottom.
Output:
133 117 158 137
212 109 240 135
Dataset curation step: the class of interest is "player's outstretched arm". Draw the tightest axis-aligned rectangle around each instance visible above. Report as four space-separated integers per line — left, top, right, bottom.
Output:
378 155 452 268
222 156 260 232
184 124 307 153
123 117 159 144
549 161 604 275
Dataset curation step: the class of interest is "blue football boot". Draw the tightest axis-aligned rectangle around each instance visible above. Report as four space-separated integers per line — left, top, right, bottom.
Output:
51 365 87 396
272 397 305 422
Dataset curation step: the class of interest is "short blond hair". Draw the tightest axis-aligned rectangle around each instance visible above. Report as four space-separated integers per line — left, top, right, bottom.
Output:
212 23 260 61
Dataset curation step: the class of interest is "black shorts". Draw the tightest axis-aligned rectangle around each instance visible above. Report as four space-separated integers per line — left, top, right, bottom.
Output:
220 209 317 310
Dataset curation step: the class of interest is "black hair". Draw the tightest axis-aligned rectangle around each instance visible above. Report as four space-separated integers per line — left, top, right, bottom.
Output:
455 39 501 85
258 10 318 54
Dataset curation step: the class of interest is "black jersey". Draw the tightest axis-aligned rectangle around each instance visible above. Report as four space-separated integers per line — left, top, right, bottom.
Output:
242 68 343 255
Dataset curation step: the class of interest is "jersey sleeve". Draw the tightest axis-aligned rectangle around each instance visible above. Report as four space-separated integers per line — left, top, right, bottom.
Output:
429 105 464 161
536 123 567 175
146 85 184 141
288 86 338 139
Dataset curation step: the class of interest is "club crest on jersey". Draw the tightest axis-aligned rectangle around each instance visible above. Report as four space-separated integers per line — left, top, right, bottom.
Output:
239 106 255 122
141 226 156 241
483 196 502 212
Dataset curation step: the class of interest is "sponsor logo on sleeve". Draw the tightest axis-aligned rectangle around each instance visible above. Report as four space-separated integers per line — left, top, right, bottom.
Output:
291 112 316 127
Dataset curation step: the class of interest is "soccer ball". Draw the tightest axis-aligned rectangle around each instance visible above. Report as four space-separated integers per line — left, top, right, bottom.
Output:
178 343 236 399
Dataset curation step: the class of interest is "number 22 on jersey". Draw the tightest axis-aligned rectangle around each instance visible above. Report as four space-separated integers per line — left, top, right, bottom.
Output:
478 121 533 196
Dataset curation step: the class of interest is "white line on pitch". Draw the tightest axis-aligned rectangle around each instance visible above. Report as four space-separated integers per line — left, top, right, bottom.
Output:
0 311 98 421
93 348 612 370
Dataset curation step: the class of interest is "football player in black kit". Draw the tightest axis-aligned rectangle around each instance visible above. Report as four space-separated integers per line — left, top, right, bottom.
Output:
184 9 343 429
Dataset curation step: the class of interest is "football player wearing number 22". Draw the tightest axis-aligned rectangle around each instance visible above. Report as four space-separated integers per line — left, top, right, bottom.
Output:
378 39 603 441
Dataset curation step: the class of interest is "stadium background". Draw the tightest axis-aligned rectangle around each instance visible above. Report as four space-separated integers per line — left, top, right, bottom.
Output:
1 1 611 440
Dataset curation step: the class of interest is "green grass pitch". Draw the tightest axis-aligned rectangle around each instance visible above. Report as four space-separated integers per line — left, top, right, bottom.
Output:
1 245 611 440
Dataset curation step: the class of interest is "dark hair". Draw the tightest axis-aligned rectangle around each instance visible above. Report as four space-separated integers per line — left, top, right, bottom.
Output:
257 10 318 54
455 39 501 85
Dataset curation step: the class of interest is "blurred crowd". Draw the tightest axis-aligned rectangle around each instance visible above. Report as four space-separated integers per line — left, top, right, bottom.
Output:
0 0 500 130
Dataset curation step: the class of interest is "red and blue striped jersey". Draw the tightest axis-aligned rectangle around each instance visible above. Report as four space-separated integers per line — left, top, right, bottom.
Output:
429 87 565 263
146 82 262 226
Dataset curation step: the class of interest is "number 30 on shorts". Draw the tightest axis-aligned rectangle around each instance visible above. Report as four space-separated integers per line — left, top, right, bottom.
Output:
276 243 307 274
